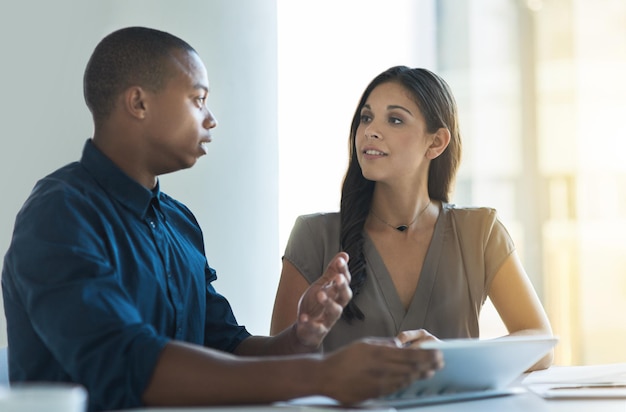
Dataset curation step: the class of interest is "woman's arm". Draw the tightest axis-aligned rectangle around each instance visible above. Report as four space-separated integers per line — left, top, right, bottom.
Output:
270 259 312 336
488 251 554 370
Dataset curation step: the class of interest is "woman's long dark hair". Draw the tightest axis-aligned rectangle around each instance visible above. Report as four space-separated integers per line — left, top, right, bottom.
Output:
340 66 462 321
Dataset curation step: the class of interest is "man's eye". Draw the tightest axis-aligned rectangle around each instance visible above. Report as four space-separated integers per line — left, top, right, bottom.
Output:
196 97 207 110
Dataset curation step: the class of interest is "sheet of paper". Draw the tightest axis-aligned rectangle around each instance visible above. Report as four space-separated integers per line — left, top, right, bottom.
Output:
523 363 626 399
276 396 395 411
523 363 626 385
527 383 626 399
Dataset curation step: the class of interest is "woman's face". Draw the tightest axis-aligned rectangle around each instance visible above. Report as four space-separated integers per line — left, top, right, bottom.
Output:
355 81 433 186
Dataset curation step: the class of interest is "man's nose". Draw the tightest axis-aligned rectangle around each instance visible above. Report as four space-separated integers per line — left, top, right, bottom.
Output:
204 109 218 129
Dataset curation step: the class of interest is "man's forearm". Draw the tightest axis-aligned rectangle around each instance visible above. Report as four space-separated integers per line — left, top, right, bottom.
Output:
233 324 320 356
143 340 322 406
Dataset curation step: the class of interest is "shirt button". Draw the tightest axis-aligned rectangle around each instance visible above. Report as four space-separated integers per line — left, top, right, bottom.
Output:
149 221 156 228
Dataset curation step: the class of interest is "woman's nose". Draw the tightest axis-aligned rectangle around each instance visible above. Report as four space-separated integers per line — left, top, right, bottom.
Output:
364 126 380 139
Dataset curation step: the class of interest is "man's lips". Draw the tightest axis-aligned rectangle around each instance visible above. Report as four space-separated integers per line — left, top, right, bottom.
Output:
200 138 211 154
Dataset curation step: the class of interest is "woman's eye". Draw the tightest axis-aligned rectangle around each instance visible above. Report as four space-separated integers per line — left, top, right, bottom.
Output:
360 114 372 123
389 116 403 125
197 96 206 106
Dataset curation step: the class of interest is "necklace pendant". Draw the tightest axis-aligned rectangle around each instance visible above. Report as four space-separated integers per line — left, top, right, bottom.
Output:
371 200 431 233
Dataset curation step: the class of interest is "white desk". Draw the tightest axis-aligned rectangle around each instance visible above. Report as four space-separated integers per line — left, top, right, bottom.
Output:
123 391 626 412
124 364 626 412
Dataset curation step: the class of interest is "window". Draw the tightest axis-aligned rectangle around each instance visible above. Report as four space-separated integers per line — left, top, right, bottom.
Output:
278 0 626 365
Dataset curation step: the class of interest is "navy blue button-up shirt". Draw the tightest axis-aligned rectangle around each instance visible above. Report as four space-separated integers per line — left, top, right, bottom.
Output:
1 139 251 412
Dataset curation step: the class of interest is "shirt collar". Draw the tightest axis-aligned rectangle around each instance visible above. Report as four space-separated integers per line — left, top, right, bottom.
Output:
80 139 159 219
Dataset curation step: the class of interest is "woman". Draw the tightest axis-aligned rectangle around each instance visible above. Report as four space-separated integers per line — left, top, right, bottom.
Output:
271 66 553 370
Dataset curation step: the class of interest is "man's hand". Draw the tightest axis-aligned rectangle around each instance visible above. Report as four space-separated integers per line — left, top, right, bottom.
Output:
318 338 444 405
295 252 352 348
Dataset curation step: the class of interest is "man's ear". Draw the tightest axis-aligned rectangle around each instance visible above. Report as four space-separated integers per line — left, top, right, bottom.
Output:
123 86 148 120
426 127 451 159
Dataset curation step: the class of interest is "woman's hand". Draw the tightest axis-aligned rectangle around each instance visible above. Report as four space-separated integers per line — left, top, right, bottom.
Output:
394 329 440 348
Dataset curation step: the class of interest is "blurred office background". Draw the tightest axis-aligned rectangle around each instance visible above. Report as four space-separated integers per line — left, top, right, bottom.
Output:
1 0 624 366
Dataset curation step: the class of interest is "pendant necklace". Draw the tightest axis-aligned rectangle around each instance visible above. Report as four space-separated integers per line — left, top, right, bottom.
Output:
371 200 431 232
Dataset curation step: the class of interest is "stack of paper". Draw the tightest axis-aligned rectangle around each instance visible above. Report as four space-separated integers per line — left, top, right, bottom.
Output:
523 363 626 399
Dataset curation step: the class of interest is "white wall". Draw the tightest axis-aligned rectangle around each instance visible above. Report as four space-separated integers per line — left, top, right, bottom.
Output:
0 0 279 346
277 0 437 251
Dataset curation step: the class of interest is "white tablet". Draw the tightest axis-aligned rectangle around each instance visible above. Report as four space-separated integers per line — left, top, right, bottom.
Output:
365 335 558 408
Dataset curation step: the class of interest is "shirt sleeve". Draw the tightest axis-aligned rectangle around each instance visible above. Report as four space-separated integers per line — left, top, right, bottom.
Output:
449 206 516 308
203 266 251 351
5 182 169 410
483 209 516 290
283 214 339 285
168 198 252 352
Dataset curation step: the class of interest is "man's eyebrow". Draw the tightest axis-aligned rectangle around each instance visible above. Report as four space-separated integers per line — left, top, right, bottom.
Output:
194 83 209 93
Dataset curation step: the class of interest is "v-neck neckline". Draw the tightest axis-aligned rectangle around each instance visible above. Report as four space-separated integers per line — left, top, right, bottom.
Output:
363 203 449 332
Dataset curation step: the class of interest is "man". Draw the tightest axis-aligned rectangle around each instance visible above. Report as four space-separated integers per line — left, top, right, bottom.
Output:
1 27 442 412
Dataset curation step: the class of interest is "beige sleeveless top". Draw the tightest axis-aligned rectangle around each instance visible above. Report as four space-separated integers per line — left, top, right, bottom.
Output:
283 202 516 353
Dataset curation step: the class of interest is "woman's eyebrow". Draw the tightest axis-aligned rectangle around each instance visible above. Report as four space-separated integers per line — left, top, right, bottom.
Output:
387 104 413 116
362 103 413 116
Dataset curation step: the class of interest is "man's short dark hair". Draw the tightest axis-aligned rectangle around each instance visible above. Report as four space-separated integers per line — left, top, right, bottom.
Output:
83 26 196 123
